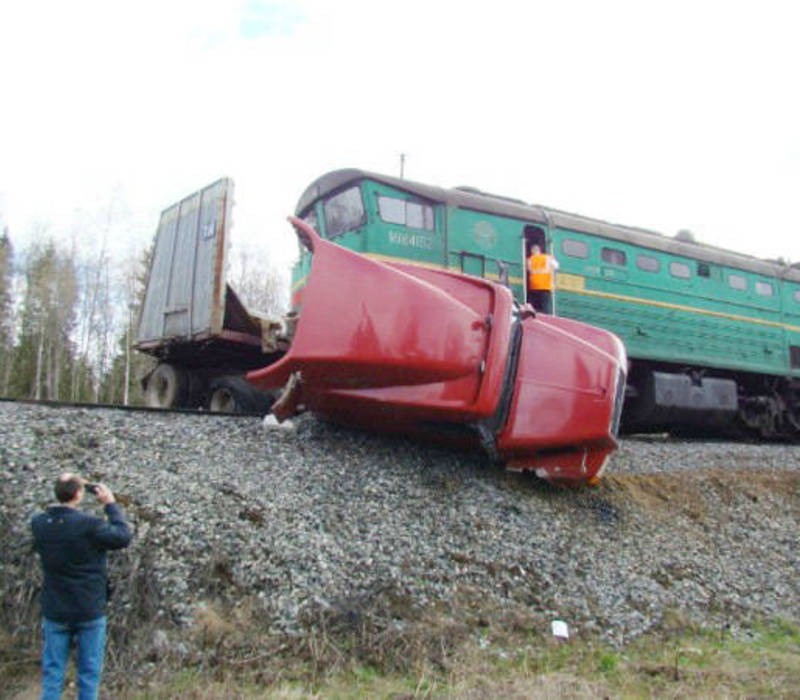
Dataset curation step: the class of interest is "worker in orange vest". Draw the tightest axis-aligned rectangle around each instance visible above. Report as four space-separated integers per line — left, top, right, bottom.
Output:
527 244 558 313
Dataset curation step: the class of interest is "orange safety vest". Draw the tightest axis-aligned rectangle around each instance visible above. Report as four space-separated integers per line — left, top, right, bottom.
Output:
528 254 555 291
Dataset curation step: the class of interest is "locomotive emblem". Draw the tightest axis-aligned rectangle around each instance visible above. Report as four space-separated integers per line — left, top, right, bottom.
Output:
473 221 498 250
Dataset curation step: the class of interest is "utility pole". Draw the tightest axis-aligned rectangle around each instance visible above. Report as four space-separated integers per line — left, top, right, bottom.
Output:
400 153 406 179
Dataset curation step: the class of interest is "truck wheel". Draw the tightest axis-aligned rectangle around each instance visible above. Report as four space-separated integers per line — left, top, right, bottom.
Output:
208 376 262 414
145 364 188 408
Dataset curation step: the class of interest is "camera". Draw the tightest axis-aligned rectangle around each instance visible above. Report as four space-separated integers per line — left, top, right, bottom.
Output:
85 483 99 495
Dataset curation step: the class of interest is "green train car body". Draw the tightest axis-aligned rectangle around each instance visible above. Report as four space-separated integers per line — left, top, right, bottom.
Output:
292 169 800 437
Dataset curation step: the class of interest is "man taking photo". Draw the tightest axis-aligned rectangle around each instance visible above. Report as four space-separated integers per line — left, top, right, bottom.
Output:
31 473 132 699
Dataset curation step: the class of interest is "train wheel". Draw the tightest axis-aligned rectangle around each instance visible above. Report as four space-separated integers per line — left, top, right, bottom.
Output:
145 364 188 408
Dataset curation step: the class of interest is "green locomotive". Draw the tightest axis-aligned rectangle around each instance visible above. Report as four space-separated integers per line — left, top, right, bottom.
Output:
291 169 800 438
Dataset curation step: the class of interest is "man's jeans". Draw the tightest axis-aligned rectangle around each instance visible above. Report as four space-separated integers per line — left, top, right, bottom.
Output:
41 616 107 700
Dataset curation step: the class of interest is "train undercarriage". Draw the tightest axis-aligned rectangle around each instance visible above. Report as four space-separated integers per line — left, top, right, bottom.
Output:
622 361 800 440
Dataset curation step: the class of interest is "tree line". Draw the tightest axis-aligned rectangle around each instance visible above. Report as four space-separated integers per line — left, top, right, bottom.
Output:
0 224 286 406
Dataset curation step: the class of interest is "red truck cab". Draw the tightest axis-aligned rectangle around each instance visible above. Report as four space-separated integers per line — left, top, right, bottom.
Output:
248 218 626 486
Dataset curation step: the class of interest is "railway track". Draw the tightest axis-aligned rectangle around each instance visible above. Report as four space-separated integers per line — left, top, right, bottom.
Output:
0 396 264 418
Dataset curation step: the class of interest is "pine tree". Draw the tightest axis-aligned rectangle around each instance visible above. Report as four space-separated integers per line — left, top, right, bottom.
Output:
13 241 78 399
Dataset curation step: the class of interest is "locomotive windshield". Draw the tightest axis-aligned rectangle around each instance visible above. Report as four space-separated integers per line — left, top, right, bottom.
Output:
323 186 365 238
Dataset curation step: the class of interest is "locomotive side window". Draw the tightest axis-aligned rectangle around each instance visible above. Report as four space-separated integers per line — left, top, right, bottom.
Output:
324 187 366 238
408 202 434 230
755 281 774 296
601 247 627 266
562 239 589 259
378 197 405 224
669 261 691 279
697 263 710 277
728 274 747 291
794 289 800 303
636 254 660 273
377 196 434 231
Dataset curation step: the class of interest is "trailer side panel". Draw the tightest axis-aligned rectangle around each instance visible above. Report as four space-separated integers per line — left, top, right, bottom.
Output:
137 178 233 345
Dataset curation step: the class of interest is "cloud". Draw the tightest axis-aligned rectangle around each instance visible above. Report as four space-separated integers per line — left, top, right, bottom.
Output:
239 1 307 39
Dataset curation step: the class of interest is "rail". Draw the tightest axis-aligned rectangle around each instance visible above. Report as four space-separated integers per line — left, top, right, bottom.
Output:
0 396 266 418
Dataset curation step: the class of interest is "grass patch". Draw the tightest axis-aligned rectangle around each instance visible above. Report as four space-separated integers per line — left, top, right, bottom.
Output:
93 617 798 699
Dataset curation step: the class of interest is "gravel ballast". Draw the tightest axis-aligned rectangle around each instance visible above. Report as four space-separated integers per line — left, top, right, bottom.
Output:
1 401 798 659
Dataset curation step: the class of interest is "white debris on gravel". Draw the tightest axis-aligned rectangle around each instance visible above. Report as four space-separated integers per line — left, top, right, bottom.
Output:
1 402 798 647
262 414 294 430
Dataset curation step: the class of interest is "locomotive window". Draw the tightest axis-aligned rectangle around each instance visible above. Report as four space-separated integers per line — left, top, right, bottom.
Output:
562 239 588 259
669 261 691 279
378 195 434 230
794 290 800 303
755 281 774 297
378 196 405 224
636 254 660 273
697 263 710 277
324 186 365 238
601 247 627 266
728 274 747 291
409 202 434 230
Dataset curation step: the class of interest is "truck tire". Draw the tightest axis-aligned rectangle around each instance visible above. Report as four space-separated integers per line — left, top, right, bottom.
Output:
208 376 272 414
145 363 189 409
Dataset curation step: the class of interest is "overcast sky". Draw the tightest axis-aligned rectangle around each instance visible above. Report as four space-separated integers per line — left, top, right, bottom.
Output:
1 0 798 271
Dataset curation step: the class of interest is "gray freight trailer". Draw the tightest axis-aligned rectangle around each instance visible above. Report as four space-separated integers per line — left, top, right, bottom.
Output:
136 178 286 412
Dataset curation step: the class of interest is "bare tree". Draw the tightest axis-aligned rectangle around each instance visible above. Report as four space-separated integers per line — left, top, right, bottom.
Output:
229 244 287 317
71 192 130 402
97 244 154 405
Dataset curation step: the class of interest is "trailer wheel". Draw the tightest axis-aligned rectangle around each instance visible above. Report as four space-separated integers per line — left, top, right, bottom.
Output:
145 363 189 408
208 376 271 414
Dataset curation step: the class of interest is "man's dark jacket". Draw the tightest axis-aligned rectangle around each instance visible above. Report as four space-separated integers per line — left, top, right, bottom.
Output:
31 503 132 623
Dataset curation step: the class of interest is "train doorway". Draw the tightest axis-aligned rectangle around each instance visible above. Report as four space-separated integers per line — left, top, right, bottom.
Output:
523 225 555 314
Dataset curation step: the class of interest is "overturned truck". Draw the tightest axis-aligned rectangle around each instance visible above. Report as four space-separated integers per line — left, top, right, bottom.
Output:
137 180 627 485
